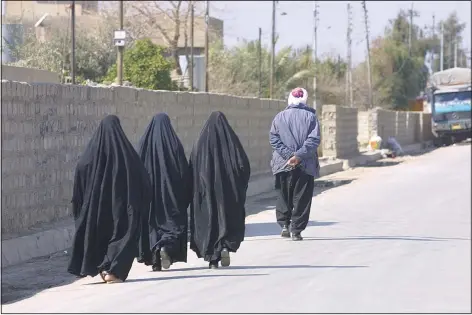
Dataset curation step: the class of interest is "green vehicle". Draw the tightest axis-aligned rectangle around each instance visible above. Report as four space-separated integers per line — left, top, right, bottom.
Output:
428 68 471 146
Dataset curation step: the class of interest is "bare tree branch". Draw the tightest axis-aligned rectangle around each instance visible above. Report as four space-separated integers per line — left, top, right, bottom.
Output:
182 1 192 73
152 1 176 22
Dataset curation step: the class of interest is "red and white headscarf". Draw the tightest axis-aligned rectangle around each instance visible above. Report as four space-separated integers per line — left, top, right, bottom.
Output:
288 87 308 106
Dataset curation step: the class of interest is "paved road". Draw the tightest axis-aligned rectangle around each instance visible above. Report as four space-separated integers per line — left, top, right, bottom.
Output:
2 144 470 313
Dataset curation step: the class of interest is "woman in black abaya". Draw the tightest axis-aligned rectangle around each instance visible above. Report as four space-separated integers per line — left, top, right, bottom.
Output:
67 115 152 283
138 113 190 271
189 111 251 269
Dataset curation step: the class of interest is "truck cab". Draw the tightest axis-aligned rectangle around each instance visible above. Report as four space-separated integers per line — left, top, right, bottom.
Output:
429 68 472 146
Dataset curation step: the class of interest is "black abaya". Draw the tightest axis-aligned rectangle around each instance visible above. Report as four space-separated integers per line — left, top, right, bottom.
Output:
137 113 190 265
189 111 251 262
67 115 152 281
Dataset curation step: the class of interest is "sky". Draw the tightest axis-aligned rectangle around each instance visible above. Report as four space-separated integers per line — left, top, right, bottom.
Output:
210 1 472 65
2 0 470 67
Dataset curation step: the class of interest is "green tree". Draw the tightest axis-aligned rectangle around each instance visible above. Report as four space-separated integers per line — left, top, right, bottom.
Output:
437 12 467 70
104 39 176 90
208 39 346 102
358 10 429 109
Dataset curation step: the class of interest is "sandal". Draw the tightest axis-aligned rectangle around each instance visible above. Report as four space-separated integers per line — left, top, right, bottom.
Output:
104 273 123 284
100 271 108 282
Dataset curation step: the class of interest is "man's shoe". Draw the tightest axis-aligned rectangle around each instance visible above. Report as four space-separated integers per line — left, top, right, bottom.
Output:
209 261 219 269
281 225 291 238
220 248 230 267
292 233 303 241
160 247 172 270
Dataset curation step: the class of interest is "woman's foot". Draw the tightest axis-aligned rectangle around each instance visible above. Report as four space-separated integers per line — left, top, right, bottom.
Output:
100 271 107 282
220 248 230 267
104 273 123 284
160 247 172 270
209 261 219 269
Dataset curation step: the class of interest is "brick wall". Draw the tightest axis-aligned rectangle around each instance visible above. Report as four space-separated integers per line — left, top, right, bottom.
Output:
1 81 284 236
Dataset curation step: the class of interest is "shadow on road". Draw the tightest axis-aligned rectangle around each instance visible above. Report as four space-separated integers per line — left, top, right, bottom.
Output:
362 160 402 167
163 264 368 273
83 273 268 285
245 221 338 238
313 179 356 197
1 251 75 305
301 236 460 241
245 179 356 217
242 235 470 242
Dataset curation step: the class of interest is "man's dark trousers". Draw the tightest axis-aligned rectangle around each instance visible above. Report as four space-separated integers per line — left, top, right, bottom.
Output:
275 167 314 234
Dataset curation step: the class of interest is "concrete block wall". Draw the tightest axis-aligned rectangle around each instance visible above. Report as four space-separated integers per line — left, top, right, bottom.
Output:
1 80 435 237
1 81 285 236
1 65 60 84
357 111 370 146
357 109 434 148
321 105 359 158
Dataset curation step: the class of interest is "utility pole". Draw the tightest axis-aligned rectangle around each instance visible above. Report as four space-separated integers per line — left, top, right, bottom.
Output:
117 0 124 86
204 0 209 92
362 1 373 109
440 23 444 71
190 1 194 91
312 1 319 109
258 27 262 98
431 14 435 72
345 2 353 107
70 0 76 84
408 2 413 56
454 39 457 68
270 0 276 99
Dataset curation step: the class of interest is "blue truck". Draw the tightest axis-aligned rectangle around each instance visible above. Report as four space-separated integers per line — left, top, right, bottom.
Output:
428 68 471 146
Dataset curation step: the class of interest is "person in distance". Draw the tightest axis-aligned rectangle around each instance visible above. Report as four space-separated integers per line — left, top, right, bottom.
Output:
269 87 321 241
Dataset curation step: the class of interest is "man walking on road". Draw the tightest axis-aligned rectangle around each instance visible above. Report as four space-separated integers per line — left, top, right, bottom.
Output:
269 87 321 241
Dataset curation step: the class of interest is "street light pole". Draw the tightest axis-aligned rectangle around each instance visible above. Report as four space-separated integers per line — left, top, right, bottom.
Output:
312 1 319 109
70 0 76 84
117 0 124 86
204 0 209 92
362 0 373 109
258 27 262 98
190 1 194 91
270 0 276 99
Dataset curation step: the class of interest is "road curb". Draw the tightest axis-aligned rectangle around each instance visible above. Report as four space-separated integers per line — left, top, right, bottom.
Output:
2 224 75 268
0 141 432 268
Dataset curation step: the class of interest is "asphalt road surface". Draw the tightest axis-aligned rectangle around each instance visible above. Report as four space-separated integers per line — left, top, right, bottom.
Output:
1 144 470 313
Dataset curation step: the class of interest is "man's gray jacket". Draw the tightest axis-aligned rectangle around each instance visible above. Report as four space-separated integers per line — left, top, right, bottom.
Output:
269 103 321 178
